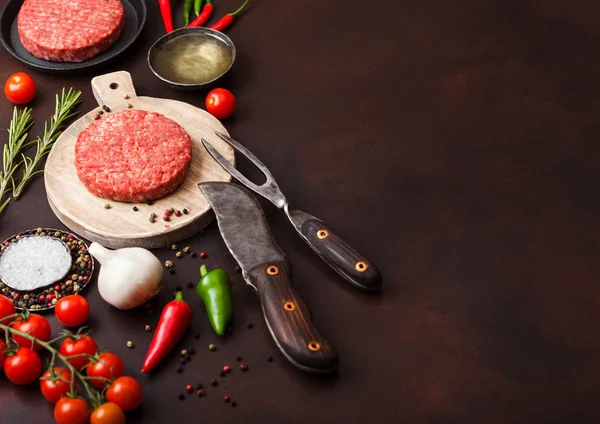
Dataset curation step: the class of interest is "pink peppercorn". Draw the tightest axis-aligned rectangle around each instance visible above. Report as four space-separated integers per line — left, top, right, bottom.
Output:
200 252 207 258
223 365 231 373
174 210 182 217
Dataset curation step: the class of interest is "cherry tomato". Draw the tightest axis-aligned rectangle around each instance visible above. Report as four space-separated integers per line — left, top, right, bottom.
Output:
54 397 90 424
11 314 51 350
4 347 42 385
0 295 15 329
0 339 7 370
90 402 125 424
60 335 97 370
55 295 89 328
4 72 36 104
106 376 143 411
41 367 75 404
87 352 124 389
205 88 236 119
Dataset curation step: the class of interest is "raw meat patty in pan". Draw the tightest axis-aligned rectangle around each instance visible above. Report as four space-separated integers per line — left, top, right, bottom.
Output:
75 110 192 203
18 0 125 62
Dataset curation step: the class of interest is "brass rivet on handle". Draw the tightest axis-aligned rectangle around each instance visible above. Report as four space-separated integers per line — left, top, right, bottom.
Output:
355 261 368 272
284 302 296 311
308 341 321 352
317 229 329 239
267 266 279 276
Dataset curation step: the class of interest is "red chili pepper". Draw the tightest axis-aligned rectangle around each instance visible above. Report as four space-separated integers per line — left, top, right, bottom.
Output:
188 0 213 28
210 0 249 32
158 0 174 33
141 290 192 373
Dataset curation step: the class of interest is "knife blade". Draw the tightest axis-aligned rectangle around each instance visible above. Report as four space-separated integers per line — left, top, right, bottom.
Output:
199 182 339 374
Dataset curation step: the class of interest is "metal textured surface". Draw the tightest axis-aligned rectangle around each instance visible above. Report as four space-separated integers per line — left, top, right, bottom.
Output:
198 182 285 280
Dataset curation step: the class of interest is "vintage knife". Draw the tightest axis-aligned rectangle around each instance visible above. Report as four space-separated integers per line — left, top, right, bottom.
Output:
199 182 339 374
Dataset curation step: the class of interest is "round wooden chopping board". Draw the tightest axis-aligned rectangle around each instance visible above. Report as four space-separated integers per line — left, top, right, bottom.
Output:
45 71 235 249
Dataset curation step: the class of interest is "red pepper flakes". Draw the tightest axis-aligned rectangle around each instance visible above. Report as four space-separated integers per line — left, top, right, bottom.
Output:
200 251 207 258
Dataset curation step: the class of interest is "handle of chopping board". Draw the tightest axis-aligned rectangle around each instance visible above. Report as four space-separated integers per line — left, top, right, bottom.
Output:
298 217 382 291
247 260 339 374
91 71 137 108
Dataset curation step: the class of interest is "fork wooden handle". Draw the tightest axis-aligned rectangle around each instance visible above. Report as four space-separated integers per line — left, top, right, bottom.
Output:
299 218 382 291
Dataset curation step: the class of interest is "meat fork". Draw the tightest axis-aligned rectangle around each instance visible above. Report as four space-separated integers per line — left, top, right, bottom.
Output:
201 132 382 291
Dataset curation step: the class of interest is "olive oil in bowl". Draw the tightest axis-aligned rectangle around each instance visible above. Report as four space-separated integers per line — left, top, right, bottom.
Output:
148 28 235 88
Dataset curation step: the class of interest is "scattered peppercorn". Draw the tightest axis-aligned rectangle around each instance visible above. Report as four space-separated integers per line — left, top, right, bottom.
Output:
127 341 133 348
195 332 201 339
183 246 191 253
267 356 273 362
164 209 172 216
236 356 242 361
169 269 176 274
149 212 157 223
171 244 177 251
124 94 130 99
187 282 194 289
180 357 187 365
224 396 231 403
191 252 197 258
146 200 154 206
181 349 188 356
231 401 237 407
186 384 194 393
174 210 182 217
176 366 183 373
176 251 183 258
145 325 152 332
104 203 111 209
211 379 218 387
169 207 175 213
98 110 104 115
133 206 139 211
240 363 248 371
200 251 207 258
165 260 174 268
94 114 101 120
209 344 217 351
102 105 111 112
127 103 133 109
189 347 196 355
223 365 231 373
163 215 171 222
178 393 185 400
247 323 253 329
197 389 205 397
183 208 189 214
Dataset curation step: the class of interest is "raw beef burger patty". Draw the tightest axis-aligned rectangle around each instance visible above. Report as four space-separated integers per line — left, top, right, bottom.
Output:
75 110 192 203
18 0 125 62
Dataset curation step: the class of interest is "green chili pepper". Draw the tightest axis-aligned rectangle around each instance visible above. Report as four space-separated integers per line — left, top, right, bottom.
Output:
196 265 233 336
194 0 203 16
184 0 194 25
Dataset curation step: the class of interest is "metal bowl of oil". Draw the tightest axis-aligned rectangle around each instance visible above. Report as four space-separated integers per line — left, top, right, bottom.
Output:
147 27 236 90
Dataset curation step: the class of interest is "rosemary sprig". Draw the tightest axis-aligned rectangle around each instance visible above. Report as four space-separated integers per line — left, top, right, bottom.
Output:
0 108 34 213
13 88 82 199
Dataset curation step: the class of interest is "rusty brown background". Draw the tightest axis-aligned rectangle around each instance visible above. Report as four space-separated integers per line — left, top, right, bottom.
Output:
1 0 600 422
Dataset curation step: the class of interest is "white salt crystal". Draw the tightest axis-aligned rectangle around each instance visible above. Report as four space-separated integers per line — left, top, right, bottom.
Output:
0 236 73 291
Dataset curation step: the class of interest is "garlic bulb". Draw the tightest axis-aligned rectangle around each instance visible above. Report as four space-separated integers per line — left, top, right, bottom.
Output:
89 243 162 310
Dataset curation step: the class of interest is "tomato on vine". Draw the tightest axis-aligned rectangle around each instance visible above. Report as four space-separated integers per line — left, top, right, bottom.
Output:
106 376 143 411
55 295 89 328
87 352 124 389
54 397 90 424
11 314 51 350
90 402 125 424
0 339 7 370
40 367 75 404
4 347 42 385
60 334 98 370
0 294 16 327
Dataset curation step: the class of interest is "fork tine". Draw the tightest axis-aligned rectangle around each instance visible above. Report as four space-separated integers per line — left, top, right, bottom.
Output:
214 131 275 183
201 138 262 192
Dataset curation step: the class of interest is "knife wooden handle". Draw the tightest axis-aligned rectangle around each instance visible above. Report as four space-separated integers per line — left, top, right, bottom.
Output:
247 260 339 374
299 218 382 290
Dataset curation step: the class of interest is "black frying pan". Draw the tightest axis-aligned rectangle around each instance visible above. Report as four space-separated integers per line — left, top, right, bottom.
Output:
0 0 146 74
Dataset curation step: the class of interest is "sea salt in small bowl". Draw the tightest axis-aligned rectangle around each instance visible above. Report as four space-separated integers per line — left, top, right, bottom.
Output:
148 27 236 90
